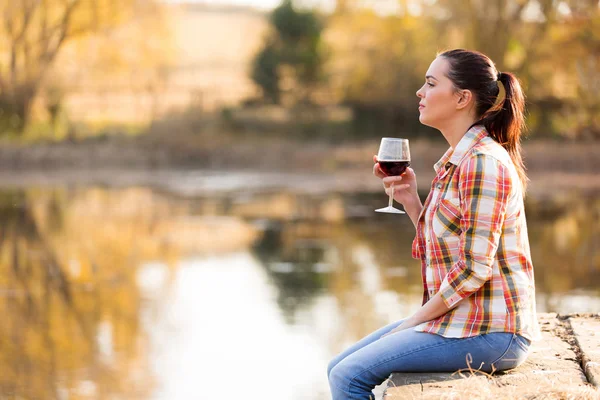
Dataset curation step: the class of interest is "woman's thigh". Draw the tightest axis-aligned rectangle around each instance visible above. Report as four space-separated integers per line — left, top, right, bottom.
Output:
327 319 406 377
329 329 527 397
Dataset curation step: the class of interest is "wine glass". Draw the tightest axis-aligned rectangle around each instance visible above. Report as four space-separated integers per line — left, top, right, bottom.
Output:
375 138 411 214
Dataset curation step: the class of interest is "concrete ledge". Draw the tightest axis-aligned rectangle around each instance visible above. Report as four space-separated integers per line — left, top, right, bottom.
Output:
384 313 600 399
571 315 600 388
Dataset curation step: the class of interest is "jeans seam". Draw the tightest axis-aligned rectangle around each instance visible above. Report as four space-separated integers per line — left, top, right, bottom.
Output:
345 335 480 395
489 334 517 366
331 376 353 399
514 335 530 353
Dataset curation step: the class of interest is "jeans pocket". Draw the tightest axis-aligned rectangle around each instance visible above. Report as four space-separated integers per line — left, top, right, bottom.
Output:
491 334 529 372
479 332 512 351
513 334 531 353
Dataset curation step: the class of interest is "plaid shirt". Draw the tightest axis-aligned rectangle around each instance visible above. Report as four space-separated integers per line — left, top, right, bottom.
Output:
412 125 541 341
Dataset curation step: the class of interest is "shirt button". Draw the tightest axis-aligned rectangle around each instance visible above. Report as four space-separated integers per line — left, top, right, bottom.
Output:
436 183 442 189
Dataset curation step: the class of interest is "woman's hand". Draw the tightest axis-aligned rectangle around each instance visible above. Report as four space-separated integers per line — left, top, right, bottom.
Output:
373 155 423 228
373 155 419 207
380 317 419 338
381 293 458 339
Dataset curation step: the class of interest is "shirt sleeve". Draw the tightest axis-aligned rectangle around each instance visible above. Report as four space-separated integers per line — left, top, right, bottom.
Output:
439 153 511 308
412 236 421 259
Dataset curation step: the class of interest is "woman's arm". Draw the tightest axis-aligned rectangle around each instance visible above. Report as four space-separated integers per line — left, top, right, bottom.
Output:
381 292 455 337
437 154 510 308
383 154 512 337
400 195 424 228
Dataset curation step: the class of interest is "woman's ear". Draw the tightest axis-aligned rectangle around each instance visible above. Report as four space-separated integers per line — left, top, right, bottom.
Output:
456 89 473 110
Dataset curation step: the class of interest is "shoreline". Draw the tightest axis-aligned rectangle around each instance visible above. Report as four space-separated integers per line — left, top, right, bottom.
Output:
0 135 598 200
0 167 598 202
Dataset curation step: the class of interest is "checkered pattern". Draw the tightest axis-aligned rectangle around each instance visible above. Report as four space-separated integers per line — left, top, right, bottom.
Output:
412 125 541 341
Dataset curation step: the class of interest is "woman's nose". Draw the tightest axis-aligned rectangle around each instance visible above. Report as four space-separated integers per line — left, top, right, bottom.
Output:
416 87 423 98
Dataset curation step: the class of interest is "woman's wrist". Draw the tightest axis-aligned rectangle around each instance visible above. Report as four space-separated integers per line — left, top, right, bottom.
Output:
401 315 421 329
402 194 423 226
403 194 421 210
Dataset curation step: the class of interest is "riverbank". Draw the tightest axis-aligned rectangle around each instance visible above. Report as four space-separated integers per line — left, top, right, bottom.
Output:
0 134 598 200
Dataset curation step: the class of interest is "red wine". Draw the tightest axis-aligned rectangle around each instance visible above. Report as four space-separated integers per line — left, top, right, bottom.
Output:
379 160 410 176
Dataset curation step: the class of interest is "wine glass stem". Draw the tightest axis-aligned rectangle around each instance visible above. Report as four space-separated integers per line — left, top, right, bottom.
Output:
388 183 394 208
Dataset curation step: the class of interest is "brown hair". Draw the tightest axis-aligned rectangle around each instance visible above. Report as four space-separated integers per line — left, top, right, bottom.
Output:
439 49 528 192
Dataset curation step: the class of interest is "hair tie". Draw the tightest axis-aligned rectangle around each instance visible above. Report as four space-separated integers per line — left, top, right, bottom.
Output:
497 71 503 81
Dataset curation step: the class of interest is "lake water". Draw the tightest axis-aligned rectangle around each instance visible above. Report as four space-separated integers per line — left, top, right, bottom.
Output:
0 172 598 399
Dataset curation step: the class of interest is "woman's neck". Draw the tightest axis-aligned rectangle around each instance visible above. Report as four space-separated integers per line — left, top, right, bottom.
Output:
439 116 478 149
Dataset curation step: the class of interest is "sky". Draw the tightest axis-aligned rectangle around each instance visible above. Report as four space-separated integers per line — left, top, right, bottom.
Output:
207 0 284 8
169 0 405 14
170 0 564 20
172 0 325 10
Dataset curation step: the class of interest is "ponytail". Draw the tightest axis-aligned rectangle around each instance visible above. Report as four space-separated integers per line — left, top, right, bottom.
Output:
480 72 528 193
439 49 529 194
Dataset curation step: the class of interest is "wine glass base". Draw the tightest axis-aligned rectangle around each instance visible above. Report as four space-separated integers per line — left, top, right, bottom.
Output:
375 206 406 214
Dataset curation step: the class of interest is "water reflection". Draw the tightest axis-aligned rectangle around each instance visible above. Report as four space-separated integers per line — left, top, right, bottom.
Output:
0 184 597 399
0 188 169 399
526 194 600 312
144 253 332 400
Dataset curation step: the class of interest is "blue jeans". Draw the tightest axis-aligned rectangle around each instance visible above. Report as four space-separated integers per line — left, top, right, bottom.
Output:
327 319 530 400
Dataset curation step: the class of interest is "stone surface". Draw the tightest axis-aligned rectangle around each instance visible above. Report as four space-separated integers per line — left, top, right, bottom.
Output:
385 372 488 399
570 315 600 388
384 314 597 399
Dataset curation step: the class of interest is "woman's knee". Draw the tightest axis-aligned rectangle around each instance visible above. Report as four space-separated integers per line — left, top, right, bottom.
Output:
328 362 349 393
327 358 337 378
329 361 373 398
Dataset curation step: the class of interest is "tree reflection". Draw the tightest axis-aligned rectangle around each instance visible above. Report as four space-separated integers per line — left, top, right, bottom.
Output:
243 190 599 347
253 220 332 324
0 187 189 399
248 191 424 344
526 194 600 311
3 184 595 398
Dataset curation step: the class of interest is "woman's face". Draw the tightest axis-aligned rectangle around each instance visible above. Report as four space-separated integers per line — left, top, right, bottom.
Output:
416 57 460 129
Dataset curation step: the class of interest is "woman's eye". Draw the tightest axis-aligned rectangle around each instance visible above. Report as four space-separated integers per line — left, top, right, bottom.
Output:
427 82 434 87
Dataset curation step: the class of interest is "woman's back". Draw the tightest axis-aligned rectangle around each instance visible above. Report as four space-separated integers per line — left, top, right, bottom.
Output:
412 125 540 340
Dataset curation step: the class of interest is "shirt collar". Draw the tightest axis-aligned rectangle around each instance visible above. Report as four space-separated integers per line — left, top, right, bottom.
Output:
433 147 453 173
434 125 488 173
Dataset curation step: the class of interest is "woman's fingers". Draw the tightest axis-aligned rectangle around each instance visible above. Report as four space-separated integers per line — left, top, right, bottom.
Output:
373 163 383 177
382 175 403 186
385 184 410 195
374 158 417 183
373 156 385 178
373 164 386 179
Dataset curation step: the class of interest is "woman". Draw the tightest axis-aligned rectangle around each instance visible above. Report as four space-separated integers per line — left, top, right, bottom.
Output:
327 49 541 399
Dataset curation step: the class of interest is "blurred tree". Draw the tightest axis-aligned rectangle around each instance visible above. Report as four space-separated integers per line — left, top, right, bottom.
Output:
44 82 64 136
566 4 600 138
324 0 600 139
251 0 325 105
0 0 138 134
334 0 350 14
252 39 281 104
324 9 438 136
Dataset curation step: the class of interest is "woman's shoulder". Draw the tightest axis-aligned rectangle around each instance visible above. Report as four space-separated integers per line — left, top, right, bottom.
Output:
459 139 521 196
467 135 514 169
